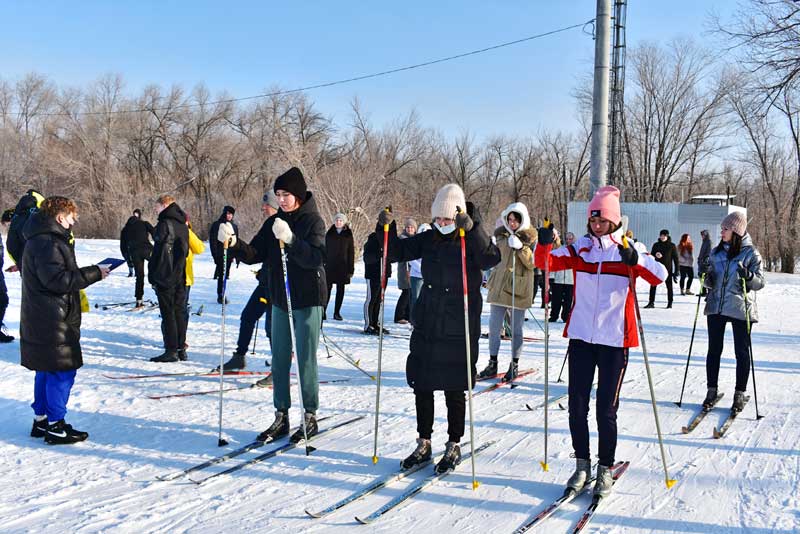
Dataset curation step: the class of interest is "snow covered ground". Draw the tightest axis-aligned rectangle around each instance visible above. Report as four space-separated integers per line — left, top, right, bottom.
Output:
0 238 797 533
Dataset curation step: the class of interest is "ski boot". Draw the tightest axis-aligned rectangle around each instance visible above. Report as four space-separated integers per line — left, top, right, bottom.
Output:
214 352 246 372
44 420 89 445
255 374 273 388
501 360 519 383
30 416 48 438
400 438 432 469
290 412 318 443
643 302 655 309
593 464 614 499
333 313 343 321
256 411 289 442
565 458 592 494
150 351 179 363
732 390 747 413
177 349 188 361
476 359 498 380
0 325 14 343
434 441 462 474
702 387 718 411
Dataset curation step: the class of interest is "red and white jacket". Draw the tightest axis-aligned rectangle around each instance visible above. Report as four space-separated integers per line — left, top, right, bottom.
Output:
535 228 667 348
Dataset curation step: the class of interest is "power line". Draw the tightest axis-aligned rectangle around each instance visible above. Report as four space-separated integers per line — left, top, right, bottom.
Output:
17 20 594 117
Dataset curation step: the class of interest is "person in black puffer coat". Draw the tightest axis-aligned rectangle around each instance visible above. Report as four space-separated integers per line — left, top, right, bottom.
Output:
381 184 501 475
21 196 108 444
120 208 155 305
209 205 238 303
148 195 190 363
645 229 679 308
324 213 354 321
7 188 45 268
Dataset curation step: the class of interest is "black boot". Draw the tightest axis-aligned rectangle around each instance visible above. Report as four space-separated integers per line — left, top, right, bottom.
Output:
643 302 655 309
502 360 519 383
214 352 246 372
732 390 748 413
702 387 718 411
400 438 432 469
44 420 88 445
31 417 48 438
177 349 188 361
150 351 180 362
434 441 462 474
256 411 289 442
477 358 498 380
290 412 319 443
0 326 14 343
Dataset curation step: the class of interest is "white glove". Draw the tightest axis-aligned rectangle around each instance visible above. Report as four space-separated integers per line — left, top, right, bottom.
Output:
491 235 497 246
272 217 294 245
507 234 523 250
217 222 237 247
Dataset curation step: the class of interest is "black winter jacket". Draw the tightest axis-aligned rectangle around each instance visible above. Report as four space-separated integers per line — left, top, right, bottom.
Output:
651 237 680 275
325 226 355 285
7 194 39 266
120 216 154 261
385 211 500 391
210 213 239 264
363 230 393 281
148 203 189 289
20 212 102 372
229 192 327 312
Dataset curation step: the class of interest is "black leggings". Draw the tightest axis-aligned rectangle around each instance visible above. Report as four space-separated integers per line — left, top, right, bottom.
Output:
414 390 466 443
706 314 751 392
326 282 346 316
679 266 694 292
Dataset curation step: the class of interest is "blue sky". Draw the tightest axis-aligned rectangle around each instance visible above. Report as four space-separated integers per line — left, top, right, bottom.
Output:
2 1 737 139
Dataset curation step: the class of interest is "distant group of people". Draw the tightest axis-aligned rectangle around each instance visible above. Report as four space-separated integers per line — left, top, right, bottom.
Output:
642 227 714 308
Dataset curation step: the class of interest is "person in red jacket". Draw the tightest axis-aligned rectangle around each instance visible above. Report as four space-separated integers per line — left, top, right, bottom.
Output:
535 186 667 499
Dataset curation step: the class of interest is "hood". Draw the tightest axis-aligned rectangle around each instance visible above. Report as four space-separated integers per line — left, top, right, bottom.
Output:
158 202 187 225
125 216 139 226
22 210 71 242
14 194 39 216
500 202 531 233
741 233 754 248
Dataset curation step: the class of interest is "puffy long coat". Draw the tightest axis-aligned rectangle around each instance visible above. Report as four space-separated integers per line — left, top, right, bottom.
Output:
20 212 102 371
486 203 536 309
704 234 765 323
229 191 327 312
148 203 189 289
209 211 239 265
385 210 500 391
325 225 354 285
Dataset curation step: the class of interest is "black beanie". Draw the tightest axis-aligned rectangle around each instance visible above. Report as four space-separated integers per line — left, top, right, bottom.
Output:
274 167 307 200
223 205 235 216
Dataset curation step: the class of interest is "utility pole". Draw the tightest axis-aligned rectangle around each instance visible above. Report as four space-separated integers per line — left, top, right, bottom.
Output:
589 0 612 197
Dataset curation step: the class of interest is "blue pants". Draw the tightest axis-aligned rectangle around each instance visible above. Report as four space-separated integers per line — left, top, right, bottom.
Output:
236 285 272 356
271 305 321 413
32 370 77 421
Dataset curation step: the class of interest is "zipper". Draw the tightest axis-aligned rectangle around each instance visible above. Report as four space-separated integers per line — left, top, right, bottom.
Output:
590 235 604 343
718 256 731 315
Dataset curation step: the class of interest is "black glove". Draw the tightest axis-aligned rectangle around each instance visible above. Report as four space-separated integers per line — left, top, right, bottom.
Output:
737 261 753 281
455 210 473 232
377 208 393 226
704 271 714 288
537 220 555 246
617 244 638 266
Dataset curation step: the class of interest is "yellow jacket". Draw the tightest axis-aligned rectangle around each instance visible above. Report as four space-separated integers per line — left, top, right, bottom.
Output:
186 228 205 286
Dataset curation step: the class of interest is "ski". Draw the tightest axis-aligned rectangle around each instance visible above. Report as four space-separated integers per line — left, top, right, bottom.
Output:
526 392 567 411
713 396 749 439
156 415 334 481
474 369 537 397
190 415 365 484
681 393 725 434
512 461 625 533
480 332 542 342
103 370 272 380
570 461 631 534
354 440 497 524
305 456 434 518
146 378 350 400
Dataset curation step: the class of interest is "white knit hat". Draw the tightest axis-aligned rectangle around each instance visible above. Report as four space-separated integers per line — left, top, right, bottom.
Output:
431 183 466 220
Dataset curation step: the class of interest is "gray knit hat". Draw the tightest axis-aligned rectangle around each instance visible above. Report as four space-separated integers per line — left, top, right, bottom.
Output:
334 212 347 224
262 190 279 210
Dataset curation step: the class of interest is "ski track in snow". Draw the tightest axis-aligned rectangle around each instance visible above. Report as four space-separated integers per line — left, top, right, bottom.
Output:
0 239 798 533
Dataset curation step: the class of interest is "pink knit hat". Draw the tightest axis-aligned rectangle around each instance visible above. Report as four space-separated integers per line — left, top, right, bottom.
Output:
721 211 747 237
587 185 622 225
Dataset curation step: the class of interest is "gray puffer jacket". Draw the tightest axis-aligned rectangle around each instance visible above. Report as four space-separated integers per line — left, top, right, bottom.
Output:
703 234 765 323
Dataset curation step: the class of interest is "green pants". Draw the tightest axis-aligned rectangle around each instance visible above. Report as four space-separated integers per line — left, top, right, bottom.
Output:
271 305 321 413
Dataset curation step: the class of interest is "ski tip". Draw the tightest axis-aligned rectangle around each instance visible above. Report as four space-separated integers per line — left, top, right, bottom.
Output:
472 480 480 490
372 455 379 464
304 509 321 519
666 478 678 489
712 428 721 439
354 516 370 525
370 376 376 381
540 461 549 472
680 426 689 434
218 438 229 447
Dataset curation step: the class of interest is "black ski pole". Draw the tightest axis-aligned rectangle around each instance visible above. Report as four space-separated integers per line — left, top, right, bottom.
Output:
556 347 569 383
742 279 764 420
676 272 705 407
251 318 259 355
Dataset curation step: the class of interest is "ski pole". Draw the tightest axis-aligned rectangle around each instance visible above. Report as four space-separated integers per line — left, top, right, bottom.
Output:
540 219 551 472
321 330 376 380
279 239 314 455
372 210 390 464
623 236 676 489
511 247 517 370
458 210 479 490
251 318 260 355
556 347 569 383
742 279 764 420
676 273 704 407
217 241 230 447
525 307 546 335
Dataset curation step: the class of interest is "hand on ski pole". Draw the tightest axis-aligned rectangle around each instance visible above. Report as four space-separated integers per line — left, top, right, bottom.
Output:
507 234 523 250
737 261 754 281
272 218 294 245
617 239 638 266
455 210 473 232
217 222 237 247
